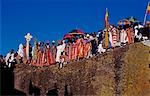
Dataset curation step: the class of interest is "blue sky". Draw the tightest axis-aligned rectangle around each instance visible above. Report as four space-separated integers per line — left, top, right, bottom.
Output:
0 0 149 55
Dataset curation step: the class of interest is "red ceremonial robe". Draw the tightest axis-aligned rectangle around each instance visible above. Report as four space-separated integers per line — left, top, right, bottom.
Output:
84 42 91 58
76 38 84 59
37 46 42 67
42 51 47 66
71 43 76 60
130 27 134 43
45 46 51 66
126 28 132 44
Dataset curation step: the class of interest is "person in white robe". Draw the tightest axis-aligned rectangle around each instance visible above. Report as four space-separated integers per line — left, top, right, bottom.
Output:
56 40 66 63
8 53 15 68
5 52 11 66
24 33 32 60
61 40 66 52
5 49 15 68
17 44 24 58
98 41 106 54
134 24 144 40
32 46 34 58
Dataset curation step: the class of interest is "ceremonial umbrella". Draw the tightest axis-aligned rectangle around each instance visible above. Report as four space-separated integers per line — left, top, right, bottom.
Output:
63 33 75 40
69 29 85 35
126 16 139 23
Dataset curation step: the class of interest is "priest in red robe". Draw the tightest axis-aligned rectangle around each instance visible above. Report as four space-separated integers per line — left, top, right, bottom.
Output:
64 43 70 62
45 41 51 66
76 36 84 59
72 42 77 60
126 27 133 44
50 41 57 64
84 41 91 58
37 42 42 67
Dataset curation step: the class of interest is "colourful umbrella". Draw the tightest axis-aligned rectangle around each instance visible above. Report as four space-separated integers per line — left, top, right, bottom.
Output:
126 16 139 23
63 34 75 39
69 29 84 35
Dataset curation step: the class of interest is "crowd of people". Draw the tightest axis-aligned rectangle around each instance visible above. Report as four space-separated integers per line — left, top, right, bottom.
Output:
0 19 150 69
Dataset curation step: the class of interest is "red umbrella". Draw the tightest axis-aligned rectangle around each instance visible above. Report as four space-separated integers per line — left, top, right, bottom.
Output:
69 29 84 35
63 34 75 39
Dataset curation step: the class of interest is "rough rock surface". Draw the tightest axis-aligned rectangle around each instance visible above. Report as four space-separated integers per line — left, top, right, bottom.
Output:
14 42 150 96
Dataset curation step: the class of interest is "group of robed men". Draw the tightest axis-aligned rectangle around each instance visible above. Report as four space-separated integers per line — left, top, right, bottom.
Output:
16 36 94 67
4 21 150 68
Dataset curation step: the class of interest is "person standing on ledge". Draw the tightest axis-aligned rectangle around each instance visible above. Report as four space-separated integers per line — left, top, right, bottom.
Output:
56 40 66 64
24 33 33 61
45 41 51 66
50 41 57 64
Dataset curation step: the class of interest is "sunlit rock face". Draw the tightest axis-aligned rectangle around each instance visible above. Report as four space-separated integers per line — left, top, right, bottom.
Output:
14 42 150 96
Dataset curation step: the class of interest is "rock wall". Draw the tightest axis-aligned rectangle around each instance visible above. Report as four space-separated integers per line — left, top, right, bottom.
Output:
122 43 150 96
14 42 150 96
